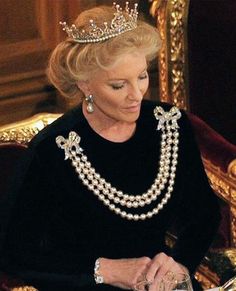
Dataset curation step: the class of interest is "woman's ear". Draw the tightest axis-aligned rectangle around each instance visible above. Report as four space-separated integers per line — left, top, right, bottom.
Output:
77 80 90 96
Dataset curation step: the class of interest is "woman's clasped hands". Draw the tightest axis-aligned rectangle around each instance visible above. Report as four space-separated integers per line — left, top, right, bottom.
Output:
99 252 189 290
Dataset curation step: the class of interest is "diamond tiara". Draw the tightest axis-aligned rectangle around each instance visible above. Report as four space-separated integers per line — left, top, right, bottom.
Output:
60 2 138 44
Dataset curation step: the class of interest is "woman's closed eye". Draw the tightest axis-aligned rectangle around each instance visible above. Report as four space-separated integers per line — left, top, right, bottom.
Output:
139 72 148 80
110 73 148 90
110 82 125 90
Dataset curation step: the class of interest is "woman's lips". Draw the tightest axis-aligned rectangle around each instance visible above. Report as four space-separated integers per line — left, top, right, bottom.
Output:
123 103 141 112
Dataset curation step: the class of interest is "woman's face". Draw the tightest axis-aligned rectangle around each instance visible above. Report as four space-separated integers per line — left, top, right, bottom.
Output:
81 52 149 125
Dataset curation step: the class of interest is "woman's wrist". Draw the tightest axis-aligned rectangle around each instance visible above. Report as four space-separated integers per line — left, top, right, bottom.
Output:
94 258 116 285
94 258 104 284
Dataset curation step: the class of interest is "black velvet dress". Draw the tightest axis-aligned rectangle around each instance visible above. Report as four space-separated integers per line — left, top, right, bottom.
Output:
0 100 220 290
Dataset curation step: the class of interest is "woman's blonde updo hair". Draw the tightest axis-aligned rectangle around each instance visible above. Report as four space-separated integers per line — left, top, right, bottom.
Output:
47 5 162 99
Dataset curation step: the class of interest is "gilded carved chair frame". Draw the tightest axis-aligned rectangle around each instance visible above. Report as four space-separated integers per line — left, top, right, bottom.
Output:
0 113 62 145
0 113 62 291
0 1 236 289
153 0 236 288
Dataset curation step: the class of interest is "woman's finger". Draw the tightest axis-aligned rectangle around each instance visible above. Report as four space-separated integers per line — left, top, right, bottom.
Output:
145 252 167 283
154 256 175 280
146 253 187 291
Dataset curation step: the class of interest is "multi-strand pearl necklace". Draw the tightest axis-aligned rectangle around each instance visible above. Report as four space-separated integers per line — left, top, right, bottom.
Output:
56 106 181 221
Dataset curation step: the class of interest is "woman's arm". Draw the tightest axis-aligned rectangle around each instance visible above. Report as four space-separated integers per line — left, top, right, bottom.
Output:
1 146 98 289
1 144 154 291
169 111 221 274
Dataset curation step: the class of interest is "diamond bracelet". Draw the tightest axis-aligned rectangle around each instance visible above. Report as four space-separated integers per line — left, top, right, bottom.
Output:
94 258 104 284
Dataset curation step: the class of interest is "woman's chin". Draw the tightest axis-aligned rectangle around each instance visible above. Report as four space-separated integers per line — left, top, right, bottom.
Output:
121 111 141 123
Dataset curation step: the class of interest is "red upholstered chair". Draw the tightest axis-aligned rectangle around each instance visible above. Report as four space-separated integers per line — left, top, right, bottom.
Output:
188 113 236 287
164 113 236 288
189 113 236 250
0 112 61 203
189 112 236 247
189 113 236 175
0 113 61 291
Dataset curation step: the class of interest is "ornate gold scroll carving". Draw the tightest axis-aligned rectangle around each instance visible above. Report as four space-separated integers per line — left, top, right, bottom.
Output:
168 0 189 109
230 207 236 247
228 159 236 179
12 286 38 291
0 113 62 144
0 127 41 145
203 158 236 247
156 0 189 109
222 248 236 268
195 267 219 290
156 0 169 102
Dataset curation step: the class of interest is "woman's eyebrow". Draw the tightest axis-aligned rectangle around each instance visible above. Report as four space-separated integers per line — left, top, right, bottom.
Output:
107 68 148 82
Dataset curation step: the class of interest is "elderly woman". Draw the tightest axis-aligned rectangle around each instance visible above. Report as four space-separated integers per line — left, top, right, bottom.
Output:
1 3 220 291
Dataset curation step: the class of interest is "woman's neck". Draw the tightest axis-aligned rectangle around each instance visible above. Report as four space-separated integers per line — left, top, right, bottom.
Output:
82 102 136 142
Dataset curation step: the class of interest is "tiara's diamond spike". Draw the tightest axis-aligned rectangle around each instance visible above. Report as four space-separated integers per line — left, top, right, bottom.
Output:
60 2 138 44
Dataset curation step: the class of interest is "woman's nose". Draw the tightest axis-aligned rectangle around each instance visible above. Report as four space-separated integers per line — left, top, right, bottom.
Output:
128 84 144 101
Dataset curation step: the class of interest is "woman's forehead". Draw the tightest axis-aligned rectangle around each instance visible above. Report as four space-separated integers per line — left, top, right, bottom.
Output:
95 53 147 80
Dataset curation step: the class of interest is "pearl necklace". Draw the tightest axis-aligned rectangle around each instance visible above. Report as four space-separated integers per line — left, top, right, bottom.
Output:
56 106 181 221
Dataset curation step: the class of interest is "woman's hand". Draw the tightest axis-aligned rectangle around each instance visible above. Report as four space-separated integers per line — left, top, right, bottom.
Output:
99 257 151 290
145 252 189 291
99 253 188 290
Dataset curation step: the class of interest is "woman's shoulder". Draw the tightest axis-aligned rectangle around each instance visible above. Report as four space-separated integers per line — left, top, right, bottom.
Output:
29 104 83 149
142 99 178 110
141 99 184 117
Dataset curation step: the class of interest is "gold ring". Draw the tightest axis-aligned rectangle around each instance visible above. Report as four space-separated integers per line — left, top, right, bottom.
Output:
166 271 176 280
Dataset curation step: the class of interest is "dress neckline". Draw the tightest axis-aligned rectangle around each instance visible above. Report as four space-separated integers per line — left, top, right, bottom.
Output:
79 105 142 147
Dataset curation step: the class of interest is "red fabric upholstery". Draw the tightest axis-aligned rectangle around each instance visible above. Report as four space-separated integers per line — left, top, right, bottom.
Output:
0 273 25 291
212 201 231 249
189 113 235 249
188 113 236 172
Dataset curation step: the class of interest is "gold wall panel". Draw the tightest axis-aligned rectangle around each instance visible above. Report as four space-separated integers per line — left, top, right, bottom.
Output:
0 0 66 125
0 0 94 126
